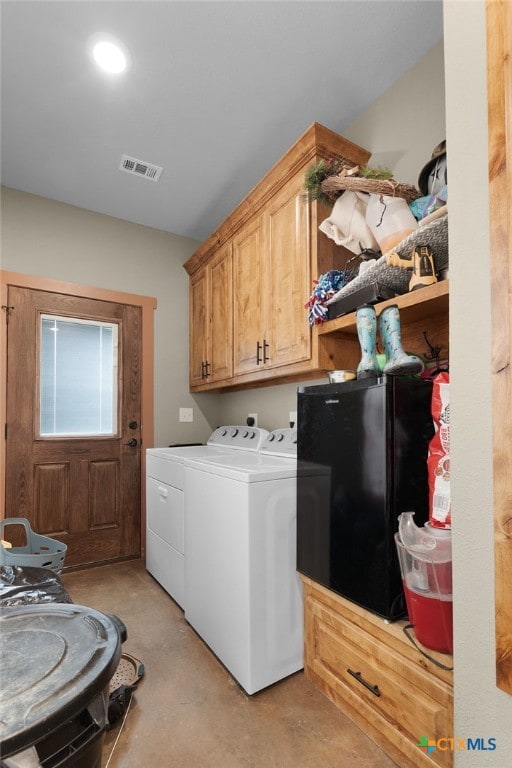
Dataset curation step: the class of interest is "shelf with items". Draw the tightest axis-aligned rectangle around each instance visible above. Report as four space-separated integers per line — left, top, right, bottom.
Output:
316 280 449 368
317 280 448 337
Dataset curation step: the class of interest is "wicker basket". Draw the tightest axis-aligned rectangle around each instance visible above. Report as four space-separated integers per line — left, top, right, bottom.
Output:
326 214 449 303
321 173 421 204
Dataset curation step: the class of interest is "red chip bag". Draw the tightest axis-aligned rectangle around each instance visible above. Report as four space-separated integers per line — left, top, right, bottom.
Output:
428 372 451 528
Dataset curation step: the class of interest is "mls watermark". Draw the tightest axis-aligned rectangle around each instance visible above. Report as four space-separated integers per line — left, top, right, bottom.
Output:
417 736 497 755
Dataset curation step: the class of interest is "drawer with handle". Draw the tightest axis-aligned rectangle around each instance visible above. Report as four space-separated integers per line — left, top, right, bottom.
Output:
304 583 453 768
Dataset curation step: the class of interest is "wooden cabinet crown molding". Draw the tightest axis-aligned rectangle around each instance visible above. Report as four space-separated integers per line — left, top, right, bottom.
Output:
183 122 370 276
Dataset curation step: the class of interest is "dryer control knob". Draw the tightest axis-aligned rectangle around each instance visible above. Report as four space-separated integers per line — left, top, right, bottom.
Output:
268 434 275 441
231 428 239 437
249 431 255 438
221 429 227 436
243 430 249 438
277 433 284 442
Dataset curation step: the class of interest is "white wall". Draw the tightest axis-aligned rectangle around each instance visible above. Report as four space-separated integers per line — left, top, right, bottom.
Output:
444 1 512 762
0 187 220 446
342 40 445 186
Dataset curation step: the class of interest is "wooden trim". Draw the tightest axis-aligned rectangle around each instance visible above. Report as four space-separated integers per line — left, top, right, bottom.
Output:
487 0 512 695
0 270 157 558
183 122 370 275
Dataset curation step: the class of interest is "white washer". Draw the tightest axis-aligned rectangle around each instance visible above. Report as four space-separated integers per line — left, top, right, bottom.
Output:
146 426 268 608
184 428 302 695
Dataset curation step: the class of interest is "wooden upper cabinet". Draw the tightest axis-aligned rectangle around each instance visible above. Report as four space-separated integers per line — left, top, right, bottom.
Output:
189 243 233 387
265 170 311 370
189 268 209 388
209 244 233 383
233 216 267 376
232 170 311 377
184 122 371 391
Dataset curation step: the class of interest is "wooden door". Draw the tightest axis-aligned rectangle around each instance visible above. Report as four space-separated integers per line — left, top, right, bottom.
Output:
189 267 209 387
233 215 267 375
266 170 311 369
5 286 142 568
209 243 233 383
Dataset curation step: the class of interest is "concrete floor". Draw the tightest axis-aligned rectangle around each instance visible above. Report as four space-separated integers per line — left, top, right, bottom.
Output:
62 559 397 768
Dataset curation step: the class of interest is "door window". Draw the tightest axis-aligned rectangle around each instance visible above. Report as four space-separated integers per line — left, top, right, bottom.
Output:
39 315 118 437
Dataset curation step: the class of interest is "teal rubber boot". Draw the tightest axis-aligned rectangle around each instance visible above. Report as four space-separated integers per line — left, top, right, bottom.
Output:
378 304 424 376
356 305 380 379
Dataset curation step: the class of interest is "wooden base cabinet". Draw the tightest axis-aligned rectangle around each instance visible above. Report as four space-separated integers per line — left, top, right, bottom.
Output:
302 576 454 768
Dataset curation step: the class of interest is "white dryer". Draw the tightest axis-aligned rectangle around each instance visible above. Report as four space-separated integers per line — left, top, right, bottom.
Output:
145 426 268 608
184 428 302 695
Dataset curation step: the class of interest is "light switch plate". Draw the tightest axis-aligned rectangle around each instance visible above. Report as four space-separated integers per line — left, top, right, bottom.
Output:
179 407 193 422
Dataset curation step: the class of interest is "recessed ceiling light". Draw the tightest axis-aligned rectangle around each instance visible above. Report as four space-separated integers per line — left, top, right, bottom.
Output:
87 34 130 75
93 41 126 73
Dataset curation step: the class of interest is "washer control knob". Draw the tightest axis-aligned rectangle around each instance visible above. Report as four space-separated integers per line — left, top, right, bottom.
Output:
243 430 249 438
221 429 227 437
249 431 255 438
277 433 284 442
268 434 275 441
231 428 239 438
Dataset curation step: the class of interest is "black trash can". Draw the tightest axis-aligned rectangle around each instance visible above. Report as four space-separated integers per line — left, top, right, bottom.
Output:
0 602 122 768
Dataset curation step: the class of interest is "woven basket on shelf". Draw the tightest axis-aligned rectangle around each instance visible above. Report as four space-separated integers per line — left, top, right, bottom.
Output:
321 174 421 204
326 214 449 302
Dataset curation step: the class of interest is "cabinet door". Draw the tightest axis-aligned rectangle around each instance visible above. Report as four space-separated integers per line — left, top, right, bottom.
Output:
208 244 233 383
266 170 311 369
233 216 267 375
189 268 209 387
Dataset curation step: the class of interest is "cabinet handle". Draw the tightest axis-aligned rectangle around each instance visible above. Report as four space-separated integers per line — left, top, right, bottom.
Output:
347 669 381 697
204 360 211 378
201 361 206 379
263 339 270 363
256 341 263 365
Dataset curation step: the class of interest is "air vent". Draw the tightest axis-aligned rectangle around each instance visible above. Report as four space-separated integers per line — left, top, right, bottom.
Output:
119 155 163 182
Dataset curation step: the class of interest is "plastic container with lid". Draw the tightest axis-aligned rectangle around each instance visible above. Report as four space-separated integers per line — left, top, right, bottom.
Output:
395 512 453 654
0 602 123 768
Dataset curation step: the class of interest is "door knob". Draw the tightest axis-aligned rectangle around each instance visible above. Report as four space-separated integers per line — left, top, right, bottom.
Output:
128 421 138 430
125 438 138 448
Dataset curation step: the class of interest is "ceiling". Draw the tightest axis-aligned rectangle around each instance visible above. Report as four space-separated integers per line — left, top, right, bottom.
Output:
1 1 443 243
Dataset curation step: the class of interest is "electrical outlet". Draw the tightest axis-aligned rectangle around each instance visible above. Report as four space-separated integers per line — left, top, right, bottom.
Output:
247 413 258 427
289 411 297 427
179 407 193 423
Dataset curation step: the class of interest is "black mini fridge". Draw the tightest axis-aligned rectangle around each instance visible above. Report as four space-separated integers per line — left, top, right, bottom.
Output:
296 375 434 620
